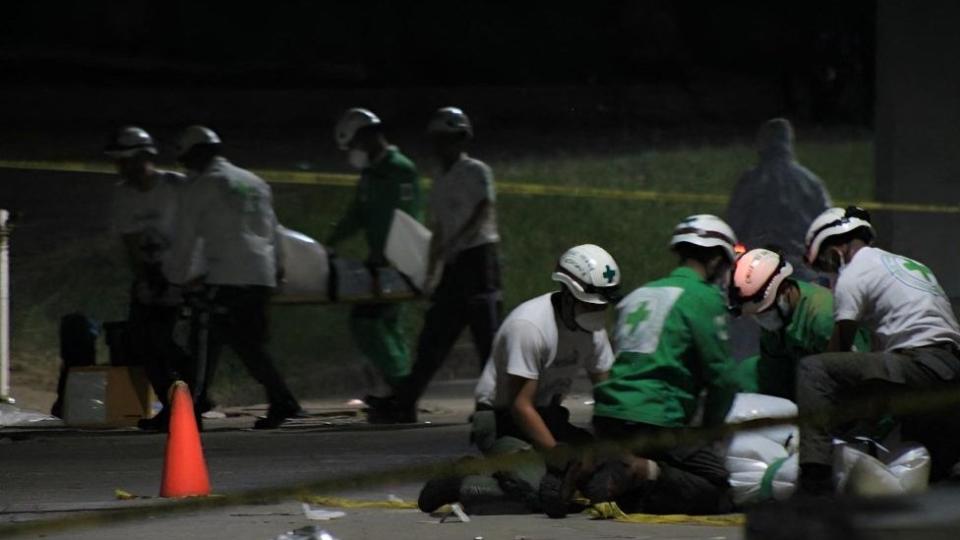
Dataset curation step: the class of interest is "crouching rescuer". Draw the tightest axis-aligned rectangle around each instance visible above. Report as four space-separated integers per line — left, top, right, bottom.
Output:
540 214 740 518
416 245 620 514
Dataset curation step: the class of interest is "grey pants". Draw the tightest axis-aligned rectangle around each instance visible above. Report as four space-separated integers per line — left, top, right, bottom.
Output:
797 344 960 480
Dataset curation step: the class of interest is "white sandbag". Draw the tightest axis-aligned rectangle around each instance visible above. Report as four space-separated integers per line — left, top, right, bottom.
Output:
384 209 440 291
726 433 798 506
835 443 931 497
275 226 330 302
725 392 799 452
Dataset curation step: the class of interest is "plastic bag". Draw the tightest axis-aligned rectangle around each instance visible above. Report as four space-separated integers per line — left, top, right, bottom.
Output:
0 403 62 427
834 442 931 496
724 393 799 452
275 226 330 302
726 433 798 505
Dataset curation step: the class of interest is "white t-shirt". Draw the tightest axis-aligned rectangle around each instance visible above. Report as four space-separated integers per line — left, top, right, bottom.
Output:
474 293 614 409
114 170 188 269
834 246 960 351
428 155 499 261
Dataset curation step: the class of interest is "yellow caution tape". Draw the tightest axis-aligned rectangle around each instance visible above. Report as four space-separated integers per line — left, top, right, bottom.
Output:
300 495 417 510
589 502 746 526
0 159 956 214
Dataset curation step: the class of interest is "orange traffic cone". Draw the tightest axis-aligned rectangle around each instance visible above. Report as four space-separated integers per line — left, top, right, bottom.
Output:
159 381 210 498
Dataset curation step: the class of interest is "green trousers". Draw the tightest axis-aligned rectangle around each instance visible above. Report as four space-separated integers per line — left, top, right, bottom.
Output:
350 303 410 388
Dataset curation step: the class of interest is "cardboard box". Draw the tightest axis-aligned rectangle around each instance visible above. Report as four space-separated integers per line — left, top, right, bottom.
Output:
63 366 155 427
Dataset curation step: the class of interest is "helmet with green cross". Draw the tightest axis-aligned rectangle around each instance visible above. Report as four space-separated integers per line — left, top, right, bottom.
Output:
551 244 622 305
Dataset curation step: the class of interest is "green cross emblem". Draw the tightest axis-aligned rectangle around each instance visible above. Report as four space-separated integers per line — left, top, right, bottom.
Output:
602 265 616 284
903 259 933 283
626 301 651 334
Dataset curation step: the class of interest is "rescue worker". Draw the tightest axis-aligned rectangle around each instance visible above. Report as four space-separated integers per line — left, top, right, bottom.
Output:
167 125 303 429
417 244 620 514
107 126 196 432
367 107 502 423
797 207 960 494
325 108 423 408
728 248 870 400
541 215 740 518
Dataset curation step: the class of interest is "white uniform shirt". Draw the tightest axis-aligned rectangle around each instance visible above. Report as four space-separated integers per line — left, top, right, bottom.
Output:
167 157 280 287
474 293 614 409
428 155 499 261
114 170 200 273
834 246 960 351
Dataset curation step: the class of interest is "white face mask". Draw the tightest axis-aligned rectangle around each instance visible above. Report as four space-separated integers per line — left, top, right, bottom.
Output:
574 309 607 333
347 148 369 170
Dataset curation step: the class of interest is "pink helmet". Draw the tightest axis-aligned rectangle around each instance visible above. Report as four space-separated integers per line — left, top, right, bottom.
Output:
729 249 793 315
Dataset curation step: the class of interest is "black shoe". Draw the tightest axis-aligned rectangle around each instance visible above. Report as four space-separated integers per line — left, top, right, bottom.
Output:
418 475 464 513
363 394 396 409
253 405 306 430
539 453 583 519
137 411 170 433
365 397 417 424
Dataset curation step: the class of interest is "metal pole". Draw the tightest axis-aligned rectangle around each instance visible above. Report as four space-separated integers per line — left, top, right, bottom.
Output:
0 209 11 403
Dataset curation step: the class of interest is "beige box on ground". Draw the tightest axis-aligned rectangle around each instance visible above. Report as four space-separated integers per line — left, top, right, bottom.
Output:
63 366 155 427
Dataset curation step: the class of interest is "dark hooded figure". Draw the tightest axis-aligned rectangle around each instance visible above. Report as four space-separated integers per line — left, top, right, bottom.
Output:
726 118 832 273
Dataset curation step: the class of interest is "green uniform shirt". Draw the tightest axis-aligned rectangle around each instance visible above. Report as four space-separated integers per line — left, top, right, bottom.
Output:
744 280 871 400
594 267 738 428
327 147 423 264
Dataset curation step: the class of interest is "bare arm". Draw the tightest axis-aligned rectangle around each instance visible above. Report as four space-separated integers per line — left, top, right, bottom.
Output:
827 320 859 353
507 374 557 450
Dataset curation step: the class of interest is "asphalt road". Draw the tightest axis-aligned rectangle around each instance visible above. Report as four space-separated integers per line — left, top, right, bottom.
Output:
0 381 743 540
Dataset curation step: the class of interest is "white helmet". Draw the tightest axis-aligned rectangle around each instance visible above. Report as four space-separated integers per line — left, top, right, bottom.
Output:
670 214 738 262
730 249 793 315
175 125 221 157
551 244 622 305
427 106 473 137
104 126 157 158
805 206 874 265
335 108 381 150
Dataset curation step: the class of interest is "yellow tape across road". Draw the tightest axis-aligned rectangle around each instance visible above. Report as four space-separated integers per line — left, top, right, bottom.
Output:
0 159 957 214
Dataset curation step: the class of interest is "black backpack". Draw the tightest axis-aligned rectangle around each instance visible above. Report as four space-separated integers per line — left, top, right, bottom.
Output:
50 313 99 417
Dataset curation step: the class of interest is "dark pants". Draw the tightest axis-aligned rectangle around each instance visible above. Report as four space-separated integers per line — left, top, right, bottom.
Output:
797 344 960 481
128 300 193 412
201 285 300 413
471 404 593 454
397 243 502 407
592 416 733 515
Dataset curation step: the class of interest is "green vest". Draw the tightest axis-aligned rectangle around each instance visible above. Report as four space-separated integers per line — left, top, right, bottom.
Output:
738 280 872 400
594 267 738 428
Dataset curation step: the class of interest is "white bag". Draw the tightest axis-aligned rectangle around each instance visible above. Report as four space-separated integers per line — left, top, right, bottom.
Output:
275 226 330 302
835 443 931 496
726 433 798 505
384 209 440 292
725 393 799 452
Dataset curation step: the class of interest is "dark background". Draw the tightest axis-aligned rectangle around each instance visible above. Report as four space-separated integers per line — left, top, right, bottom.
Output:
0 1 875 128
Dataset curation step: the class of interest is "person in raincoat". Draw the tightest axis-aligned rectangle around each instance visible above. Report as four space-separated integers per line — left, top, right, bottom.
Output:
726 118 832 270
